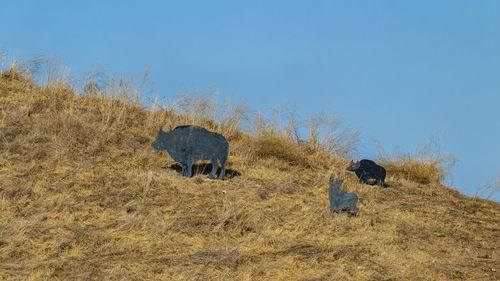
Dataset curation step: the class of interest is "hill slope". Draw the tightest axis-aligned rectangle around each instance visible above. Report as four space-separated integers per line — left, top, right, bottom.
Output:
0 67 498 280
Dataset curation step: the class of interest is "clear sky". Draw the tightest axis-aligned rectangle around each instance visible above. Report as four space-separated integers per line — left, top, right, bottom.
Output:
2 1 499 201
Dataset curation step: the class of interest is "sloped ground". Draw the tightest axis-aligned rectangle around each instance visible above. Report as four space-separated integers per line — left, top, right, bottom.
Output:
0 68 498 280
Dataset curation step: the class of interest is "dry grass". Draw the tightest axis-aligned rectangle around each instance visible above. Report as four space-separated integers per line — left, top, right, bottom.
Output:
0 61 499 281
475 174 500 200
379 157 445 185
377 139 457 186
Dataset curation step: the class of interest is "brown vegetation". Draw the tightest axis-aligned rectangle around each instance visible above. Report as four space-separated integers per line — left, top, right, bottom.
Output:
0 62 499 280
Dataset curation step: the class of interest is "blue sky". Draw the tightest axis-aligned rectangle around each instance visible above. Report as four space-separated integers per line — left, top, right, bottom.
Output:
2 1 499 201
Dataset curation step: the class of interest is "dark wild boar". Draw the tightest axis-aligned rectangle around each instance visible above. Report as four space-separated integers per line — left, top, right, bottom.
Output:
347 159 386 187
329 179 364 217
152 125 229 179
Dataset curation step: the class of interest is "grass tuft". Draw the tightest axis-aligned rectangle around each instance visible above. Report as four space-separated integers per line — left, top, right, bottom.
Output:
253 133 311 167
381 157 445 184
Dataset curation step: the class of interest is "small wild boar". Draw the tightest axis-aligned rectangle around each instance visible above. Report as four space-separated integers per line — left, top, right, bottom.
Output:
329 179 364 217
152 125 229 179
347 159 386 187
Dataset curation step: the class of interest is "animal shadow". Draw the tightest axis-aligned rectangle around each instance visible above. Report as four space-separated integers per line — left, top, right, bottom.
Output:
363 178 391 187
165 163 241 179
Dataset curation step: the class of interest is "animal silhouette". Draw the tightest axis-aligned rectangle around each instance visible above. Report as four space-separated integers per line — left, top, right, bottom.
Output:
329 179 364 217
347 159 386 187
152 125 229 179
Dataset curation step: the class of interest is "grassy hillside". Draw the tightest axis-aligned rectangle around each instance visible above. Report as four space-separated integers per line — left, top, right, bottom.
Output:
0 65 498 280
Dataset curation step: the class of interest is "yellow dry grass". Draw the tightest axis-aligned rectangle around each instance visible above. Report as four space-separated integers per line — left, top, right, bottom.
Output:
0 65 499 281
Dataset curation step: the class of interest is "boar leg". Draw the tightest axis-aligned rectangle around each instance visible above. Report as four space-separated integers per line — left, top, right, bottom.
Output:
186 160 194 177
208 157 218 179
350 204 358 217
181 164 187 176
377 178 384 187
360 175 368 184
220 159 226 180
